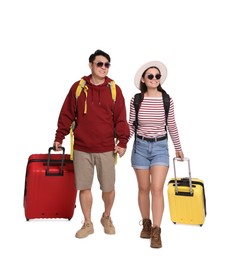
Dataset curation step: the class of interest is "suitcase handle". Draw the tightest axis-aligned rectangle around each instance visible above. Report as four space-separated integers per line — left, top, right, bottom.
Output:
46 146 65 176
173 157 193 194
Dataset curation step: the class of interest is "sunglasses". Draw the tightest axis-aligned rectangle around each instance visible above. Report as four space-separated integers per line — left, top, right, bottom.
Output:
147 74 161 80
93 62 111 68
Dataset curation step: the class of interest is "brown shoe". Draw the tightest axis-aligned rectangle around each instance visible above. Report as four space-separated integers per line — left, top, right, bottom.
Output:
100 214 116 234
150 226 162 248
140 219 152 239
75 221 94 238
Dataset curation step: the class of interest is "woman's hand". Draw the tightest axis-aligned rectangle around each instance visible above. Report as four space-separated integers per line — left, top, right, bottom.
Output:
175 150 184 160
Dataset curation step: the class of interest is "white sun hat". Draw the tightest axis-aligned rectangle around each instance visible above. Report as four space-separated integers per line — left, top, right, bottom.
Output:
134 60 167 89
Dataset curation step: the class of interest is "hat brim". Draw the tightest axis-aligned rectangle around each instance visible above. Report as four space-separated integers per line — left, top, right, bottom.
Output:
134 61 167 89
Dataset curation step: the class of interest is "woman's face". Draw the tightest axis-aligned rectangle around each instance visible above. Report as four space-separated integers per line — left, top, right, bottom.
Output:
142 67 161 89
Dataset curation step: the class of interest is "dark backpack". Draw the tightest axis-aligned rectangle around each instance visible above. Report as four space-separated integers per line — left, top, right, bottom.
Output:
133 92 170 139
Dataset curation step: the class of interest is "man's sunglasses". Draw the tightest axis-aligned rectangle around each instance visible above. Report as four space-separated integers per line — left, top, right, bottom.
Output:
93 62 111 68
147 74 161 80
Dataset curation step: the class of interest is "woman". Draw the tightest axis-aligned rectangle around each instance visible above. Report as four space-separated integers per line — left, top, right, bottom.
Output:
128 61 184 248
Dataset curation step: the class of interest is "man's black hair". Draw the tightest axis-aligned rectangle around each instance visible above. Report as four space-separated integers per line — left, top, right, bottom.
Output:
89 49 111 63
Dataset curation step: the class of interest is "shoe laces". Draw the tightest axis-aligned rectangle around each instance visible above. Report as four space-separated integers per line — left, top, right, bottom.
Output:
104 216 114 227
139 219 151 229
152 227 161 239
81 220 91 229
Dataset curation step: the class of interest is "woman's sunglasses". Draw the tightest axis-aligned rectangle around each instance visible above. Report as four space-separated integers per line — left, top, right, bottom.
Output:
147 74 161 80
93 62 111 68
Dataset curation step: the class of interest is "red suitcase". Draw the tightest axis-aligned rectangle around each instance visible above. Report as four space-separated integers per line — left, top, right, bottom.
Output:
24 147 77 220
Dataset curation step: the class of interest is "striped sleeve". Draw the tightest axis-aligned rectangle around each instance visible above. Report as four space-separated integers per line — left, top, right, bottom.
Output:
168 98 182 151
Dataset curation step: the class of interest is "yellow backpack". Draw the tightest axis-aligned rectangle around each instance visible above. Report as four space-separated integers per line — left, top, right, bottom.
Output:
70 79 117 161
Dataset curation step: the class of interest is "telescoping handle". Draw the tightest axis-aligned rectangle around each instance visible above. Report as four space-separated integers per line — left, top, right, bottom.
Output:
46 146 65 176
173 157 193 195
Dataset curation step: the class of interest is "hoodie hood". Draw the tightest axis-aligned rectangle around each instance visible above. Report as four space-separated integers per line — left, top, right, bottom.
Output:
82 75 113 88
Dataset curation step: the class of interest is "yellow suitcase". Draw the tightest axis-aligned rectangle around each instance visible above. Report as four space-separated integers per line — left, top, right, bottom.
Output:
167 157 206 226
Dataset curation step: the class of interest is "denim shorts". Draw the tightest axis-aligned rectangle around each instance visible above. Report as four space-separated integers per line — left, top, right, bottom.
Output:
131 137 169 169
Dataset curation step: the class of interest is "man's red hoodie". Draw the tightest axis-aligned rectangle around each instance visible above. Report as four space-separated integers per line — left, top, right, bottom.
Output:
54 75 130 153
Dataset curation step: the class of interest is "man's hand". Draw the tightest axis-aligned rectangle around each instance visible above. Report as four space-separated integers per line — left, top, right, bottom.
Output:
53 142 62 151
114 146 126 158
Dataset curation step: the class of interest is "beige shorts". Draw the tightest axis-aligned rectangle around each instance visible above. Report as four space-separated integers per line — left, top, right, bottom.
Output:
73 150 115 192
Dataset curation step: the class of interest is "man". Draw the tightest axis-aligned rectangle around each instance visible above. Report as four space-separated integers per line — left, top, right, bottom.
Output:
53 50 130 238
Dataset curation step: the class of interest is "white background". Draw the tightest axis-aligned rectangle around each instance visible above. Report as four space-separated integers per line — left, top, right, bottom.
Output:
1 0 226 259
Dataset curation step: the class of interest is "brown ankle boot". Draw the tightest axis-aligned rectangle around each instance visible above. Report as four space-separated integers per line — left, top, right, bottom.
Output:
150 226 162 248
140 219 152 239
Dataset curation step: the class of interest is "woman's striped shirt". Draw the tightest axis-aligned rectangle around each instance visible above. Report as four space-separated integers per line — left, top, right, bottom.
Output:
129 96 182 151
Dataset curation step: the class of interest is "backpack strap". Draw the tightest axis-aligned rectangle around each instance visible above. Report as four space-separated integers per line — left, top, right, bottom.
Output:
75 79 85 98
162 92 170 131
108 80 118 164
75 79 88 114
133 93 144 144
108 80 117 102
